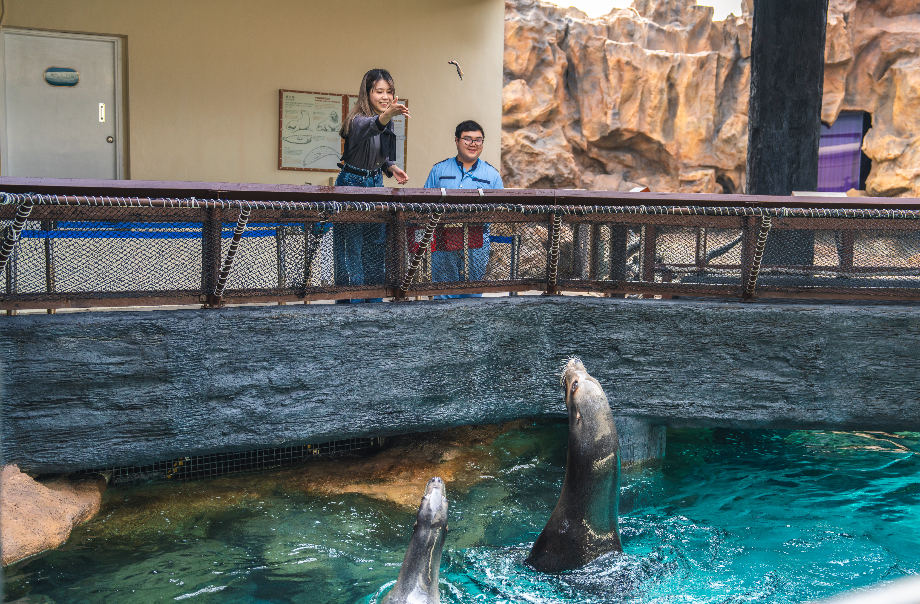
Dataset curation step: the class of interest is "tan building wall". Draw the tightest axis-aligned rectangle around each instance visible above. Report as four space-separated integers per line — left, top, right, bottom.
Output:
3 0 503 186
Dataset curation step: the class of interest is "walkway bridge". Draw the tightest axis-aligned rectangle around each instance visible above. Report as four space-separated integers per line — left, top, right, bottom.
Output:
2 178 919 475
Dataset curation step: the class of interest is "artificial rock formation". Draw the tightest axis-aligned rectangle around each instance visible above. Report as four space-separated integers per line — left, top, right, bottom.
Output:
502 0 920 197
0 465 107 567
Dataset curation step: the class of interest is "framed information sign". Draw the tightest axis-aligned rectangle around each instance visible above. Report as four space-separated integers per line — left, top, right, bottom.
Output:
279 90 347 172
278 89 409 173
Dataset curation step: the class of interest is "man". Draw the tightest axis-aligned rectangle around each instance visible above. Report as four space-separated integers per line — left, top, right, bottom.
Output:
424 120 503 298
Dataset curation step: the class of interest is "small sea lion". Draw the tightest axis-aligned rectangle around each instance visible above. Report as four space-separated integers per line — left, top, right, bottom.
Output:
526 358 623 573
383 477 449 604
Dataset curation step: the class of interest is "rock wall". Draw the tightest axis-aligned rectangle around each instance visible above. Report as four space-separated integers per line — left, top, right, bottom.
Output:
501 0 920 197
4 298 920 474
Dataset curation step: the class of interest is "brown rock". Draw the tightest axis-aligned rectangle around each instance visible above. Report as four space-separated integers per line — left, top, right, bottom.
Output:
502 0 749 192
679 168 722 193
1 465 107 567
502 0 920 197
501 124 580 189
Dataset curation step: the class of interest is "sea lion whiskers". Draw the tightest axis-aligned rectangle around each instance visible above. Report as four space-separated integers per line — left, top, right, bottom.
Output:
558 356 583 386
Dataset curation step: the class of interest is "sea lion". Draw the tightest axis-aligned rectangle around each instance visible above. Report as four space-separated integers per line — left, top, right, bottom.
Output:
526 357 623 573
382 477 449 604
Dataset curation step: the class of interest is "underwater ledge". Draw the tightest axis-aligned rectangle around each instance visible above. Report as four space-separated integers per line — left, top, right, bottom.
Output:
2 296 919 474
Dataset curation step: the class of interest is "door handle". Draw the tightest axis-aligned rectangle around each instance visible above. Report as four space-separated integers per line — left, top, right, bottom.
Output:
106 137 114 143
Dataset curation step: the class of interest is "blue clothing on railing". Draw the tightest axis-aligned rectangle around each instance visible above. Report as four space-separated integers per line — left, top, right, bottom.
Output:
424 158 504 298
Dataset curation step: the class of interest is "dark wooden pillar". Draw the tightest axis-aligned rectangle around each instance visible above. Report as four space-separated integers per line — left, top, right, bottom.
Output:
746 0 828 266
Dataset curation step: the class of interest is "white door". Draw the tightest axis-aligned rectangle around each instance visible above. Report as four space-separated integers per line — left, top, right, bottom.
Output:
1 29 122 179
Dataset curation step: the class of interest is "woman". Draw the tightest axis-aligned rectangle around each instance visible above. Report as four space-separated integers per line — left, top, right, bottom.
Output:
334 68 410 302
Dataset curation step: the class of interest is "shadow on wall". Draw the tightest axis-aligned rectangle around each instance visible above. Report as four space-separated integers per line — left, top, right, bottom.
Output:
501 0 920 198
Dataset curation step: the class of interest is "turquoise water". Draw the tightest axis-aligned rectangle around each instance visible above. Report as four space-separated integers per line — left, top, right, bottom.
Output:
5 425 919 603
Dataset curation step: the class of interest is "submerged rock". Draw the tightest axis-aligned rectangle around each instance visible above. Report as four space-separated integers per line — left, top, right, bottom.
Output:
502 0 920 197
56 421 537 546
1 465 107 567
283 421 533 507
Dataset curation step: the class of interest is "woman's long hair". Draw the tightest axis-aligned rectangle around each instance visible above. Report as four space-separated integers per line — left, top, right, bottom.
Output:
340 68 395 138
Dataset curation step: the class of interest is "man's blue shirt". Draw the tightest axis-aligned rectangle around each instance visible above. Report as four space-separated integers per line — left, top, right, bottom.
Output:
424 157 504 190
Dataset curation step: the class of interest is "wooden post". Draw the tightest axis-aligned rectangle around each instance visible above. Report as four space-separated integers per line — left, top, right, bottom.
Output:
42 220 56 314
609 225 628 283
202 207 223 308
837 231 856 272
746 0 828 267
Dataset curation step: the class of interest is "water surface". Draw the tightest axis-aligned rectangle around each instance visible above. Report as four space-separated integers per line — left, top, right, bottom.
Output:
5 425 918 603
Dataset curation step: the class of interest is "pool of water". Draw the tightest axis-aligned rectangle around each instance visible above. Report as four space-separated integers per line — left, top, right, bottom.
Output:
5 424 919 603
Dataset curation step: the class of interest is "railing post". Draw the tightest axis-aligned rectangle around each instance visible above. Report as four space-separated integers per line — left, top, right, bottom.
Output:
609 224 627 284
202 207 223 308
3 227 18 316
837 230 855 272
742 215 772 301
695 227 707 270
212 206 251 301
42 220 57 314
545 211 562 295
275 224 286 293
641 225 657 282
398 208 443 299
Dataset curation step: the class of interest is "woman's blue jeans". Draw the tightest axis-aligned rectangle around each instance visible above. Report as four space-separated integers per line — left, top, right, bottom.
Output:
334 169 385 302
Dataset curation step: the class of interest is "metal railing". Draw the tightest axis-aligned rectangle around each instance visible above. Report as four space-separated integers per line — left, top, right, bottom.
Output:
2 178 920 312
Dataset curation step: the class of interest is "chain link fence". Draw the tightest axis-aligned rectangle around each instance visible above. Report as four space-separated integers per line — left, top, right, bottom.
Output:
3 192 920 310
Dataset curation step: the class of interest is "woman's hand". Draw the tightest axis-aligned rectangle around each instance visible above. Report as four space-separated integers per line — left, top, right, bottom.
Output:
390 166 409 184
379 96 411 125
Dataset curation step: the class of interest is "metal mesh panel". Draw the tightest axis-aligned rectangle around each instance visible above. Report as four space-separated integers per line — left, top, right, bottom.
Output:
405 217 549 290
755 219 920 292
7 219 203 297
78 437 381 484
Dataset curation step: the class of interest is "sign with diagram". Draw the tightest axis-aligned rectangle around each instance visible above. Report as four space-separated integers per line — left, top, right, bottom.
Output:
278 89 409 173
278 90 347 172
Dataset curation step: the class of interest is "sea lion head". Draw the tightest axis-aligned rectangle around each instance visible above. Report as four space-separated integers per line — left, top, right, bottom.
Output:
382 478 448 604
560 357 618 455
561 357 608 424
416 477 448 533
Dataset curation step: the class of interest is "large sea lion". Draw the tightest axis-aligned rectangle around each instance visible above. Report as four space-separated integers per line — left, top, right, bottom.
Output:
382 477 449 604
526 358 623 573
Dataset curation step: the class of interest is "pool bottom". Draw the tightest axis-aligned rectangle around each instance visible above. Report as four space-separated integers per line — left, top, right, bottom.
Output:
4 425 919 603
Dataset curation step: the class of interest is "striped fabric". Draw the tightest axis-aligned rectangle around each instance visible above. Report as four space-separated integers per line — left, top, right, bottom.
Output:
817 112 864 193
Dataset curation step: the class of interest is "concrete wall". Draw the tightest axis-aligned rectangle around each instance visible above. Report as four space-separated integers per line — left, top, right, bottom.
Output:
2 0 504 185
2 297 920 474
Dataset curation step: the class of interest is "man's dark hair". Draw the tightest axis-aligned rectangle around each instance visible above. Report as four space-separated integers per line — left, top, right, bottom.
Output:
455 120 484 139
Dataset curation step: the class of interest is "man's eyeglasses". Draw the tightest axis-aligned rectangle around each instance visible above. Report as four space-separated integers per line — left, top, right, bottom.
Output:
460 137 484 146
